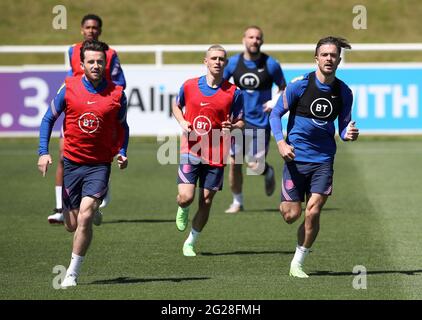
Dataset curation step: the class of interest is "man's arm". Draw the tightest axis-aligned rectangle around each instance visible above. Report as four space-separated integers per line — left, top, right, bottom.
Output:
172 85 192 132
271 57 287 91
110 52 126 89
37 84 66 176
223 88 244 131
269 82 305 162
338 86 359 141
66 46 74 76
262 58 286 112
222 56 235 82
117 92 129 170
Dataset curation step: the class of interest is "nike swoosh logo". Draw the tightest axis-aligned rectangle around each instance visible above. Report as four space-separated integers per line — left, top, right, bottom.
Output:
257 68 265 72
331 96 338 99
87 101 97 104
200 102 210 106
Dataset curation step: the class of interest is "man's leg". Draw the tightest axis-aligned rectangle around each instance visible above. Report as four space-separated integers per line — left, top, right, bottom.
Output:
264 127 275 196
62 196 100 288
289 194 327 278
60 159 109 288
225 156 243 213
280 201 302 224
192 188 217 232
72 196 100 256
184 165 222 256
63 208 78 232
263 162 275 196
278 160 310 278
99 179 111 209
255 127 274 196
247 160 275 197
279 200 310 278
299 193 327 248
176 183 195 232
48 138 64 224
183 188 217 256
280 201 309 278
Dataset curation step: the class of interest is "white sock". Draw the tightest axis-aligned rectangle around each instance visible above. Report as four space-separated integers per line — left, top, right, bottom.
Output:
66 253 84 277
55 186 62 210
184 228 200 246
291 245 310 266
232 193 243 206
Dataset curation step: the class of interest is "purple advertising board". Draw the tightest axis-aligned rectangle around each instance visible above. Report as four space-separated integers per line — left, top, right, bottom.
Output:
0 70 66 136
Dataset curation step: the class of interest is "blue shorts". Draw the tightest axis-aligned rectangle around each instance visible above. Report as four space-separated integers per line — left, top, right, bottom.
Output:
62 158 111 210
177 162 224 191
281 161 333 202
230 124 271 163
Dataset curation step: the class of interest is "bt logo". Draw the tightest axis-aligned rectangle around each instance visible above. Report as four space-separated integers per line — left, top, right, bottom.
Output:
310 98 333 118
239 73 260 90
193 115 212 136
78 112 99 133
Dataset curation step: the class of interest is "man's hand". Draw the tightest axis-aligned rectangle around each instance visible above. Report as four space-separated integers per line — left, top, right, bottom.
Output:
263 92 282 113
37 154 52 177
277 140 295 162
221 114 232 134
117 154 128 169
262 101 274 113
180 120 192 133
345 121 359 141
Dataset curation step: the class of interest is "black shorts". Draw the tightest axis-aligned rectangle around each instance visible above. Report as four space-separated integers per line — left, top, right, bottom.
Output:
62 158 111 210
281 161 333 202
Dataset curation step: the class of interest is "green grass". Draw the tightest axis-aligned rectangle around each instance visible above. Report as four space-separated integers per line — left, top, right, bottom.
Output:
1 136 422 299
1 0 422 65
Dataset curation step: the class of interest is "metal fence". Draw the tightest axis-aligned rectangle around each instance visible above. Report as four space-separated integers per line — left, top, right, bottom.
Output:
1 43 422 67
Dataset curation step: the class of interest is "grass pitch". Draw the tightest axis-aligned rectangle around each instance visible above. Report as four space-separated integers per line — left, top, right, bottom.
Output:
1 136 422 300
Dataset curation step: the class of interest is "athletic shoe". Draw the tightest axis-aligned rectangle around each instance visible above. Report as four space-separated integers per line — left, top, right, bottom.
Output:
176 206 189 232
264 165 275 196
289 263 309 278
61 274 77 288
99 185 111 209
48 209 64 224
224 203 244 214
183 243 196 257
93 210 103 226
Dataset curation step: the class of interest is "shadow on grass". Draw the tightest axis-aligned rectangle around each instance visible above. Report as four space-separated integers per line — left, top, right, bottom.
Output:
309 269 422 276
250 208 340 213
201 250 294 256
90 276 211 285
318 208 340 212
258 208 280 213
102 219 174 224
221 208 279 214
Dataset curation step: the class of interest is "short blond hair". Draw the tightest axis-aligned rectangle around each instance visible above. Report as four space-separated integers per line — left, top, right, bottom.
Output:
206 44 227 57
243 25 263 37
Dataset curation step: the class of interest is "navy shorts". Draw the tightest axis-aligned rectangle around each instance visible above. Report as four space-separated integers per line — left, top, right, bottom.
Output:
63 158 111 210
281 161 334 202
230 124 271 163
177 162 224 191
